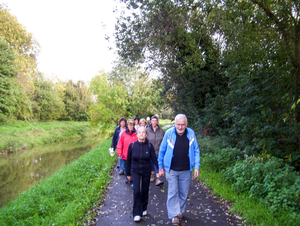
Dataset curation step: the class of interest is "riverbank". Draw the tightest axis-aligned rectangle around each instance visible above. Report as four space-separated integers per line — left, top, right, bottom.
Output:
0 121 105 153
0 135 103 208
0 138 116 225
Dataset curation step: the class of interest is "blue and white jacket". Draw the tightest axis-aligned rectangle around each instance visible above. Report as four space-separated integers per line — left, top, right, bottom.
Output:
158 127 200 172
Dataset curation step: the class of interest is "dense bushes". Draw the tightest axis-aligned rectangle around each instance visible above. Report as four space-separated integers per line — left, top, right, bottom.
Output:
202 147 244 172
224 157 300 218
199 137 300 223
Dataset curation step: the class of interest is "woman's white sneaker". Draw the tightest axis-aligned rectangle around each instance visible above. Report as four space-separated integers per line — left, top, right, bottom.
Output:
134 215 141 222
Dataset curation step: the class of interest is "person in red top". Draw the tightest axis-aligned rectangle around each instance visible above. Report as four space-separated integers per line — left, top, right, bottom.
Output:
117 119 138 183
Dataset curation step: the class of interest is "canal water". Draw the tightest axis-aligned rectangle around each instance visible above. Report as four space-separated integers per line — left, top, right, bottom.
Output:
0 136 103 208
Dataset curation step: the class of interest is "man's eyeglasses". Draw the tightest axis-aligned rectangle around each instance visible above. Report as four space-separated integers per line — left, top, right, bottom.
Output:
175 123 186 127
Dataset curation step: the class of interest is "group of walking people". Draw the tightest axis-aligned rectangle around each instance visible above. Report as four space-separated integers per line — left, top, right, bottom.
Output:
109 114 200 225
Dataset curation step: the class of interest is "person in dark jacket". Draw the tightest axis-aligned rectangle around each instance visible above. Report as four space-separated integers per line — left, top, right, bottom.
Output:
110 117 127 174
126 126 158 222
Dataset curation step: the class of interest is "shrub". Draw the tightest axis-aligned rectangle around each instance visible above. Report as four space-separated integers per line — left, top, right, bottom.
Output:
223 156 300 219
201 147 244 172
198 136 231 154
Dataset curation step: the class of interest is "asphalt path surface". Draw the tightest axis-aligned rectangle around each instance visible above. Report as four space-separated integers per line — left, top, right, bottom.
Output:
95 163 242 226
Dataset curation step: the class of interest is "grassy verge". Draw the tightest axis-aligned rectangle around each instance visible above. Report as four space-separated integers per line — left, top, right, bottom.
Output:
0 121 102 152
198 138 300 226
0 138 116 225
159 119 173 127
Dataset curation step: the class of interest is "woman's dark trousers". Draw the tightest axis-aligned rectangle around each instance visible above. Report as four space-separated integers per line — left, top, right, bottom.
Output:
131 171 150 217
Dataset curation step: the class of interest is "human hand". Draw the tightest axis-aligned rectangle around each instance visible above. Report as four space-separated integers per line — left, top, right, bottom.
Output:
159 169 165 177
193 169 199 179
127 176 132 181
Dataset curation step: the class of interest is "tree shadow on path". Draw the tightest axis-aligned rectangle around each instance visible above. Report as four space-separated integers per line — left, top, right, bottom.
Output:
95 163 242 226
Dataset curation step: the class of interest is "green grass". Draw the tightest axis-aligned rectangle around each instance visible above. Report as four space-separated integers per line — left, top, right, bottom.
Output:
0 121 101 151
159 119 173 127
0 138 116 225
199 158 300 226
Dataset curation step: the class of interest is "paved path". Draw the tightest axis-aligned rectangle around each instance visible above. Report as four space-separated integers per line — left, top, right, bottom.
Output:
95 163 242 226
161 124 174 130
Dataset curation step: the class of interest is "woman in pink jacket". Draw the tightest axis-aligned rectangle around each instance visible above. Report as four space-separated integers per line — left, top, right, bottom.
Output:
117 119 138 184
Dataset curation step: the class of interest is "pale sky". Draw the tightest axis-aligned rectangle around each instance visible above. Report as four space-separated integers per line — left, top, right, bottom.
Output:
4 0 119 83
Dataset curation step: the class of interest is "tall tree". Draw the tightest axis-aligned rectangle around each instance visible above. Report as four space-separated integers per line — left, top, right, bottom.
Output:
109 62 164 118
113 0 300 168
0 4 40 120
32 75 65 120
0 40 18 122
210 0 300 167
89 70 129 129
63 80 93 121
114 0 226 120
89 66 164 130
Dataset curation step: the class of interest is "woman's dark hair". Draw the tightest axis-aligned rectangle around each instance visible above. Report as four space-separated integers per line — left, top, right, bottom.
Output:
119 117 127 125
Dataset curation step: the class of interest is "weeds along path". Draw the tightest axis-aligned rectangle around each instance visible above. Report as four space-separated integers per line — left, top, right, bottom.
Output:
92 163 242 226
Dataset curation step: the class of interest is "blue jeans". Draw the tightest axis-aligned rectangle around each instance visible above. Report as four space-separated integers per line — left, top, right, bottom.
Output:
165 170 191 219
119 158 125 172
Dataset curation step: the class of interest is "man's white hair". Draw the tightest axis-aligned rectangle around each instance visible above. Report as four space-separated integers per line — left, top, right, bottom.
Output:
174 114 188 124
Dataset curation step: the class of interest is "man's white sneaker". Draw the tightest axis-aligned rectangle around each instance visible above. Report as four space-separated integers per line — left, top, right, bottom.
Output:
134 215 141 222
142 210 147 216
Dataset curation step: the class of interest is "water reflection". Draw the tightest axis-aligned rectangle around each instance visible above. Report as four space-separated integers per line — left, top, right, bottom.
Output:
0 136 102 208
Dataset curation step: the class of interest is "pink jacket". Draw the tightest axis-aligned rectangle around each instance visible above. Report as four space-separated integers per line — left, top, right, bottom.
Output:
117 129 138 160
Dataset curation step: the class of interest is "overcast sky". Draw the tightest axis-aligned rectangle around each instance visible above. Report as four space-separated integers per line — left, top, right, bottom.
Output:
4 0 119 83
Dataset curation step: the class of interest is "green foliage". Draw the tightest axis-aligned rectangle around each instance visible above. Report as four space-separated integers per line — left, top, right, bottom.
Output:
0 40 18 122
0 138 116 225
199 164 300 226
89 70 129 130
114 0 227 120
200 136 300 224
114 0 300 169
201 147 244 172
89 67 164 131
0 5 40 121
224 156 300 217
62 80 92 121
32 75 66 121
109 62 165 118
180 0 300 170
198 136 231 154
222 0 300 168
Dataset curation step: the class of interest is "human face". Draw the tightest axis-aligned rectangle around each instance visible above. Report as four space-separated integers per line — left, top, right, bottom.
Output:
151 118 158 128
175 118 187 135
128 123 134 131
137 127 147 142
135 119 139 125
120 120 126 128
140 121 146 127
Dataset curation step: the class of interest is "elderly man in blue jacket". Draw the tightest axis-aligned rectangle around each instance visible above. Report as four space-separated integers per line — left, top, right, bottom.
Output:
158 114 200 225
